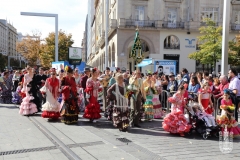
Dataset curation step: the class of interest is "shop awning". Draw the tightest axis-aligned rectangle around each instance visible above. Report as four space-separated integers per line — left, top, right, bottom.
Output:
136 58 153 67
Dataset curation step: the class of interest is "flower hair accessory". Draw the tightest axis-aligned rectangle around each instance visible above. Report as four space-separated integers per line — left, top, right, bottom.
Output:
65 66 73 73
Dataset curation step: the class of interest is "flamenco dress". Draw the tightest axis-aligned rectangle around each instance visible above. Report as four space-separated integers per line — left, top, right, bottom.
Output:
162 93 191 136
60 77 79 124
83 78 101 120
41 78 61 119
19 75 38 115
152 94 164 119
217 99 240 137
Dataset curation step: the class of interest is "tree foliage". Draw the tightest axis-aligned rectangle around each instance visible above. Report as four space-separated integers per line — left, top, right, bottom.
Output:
228 34 240 66
40 30 74 67
188 18 222 66
0 54 7 71
16 33 41 66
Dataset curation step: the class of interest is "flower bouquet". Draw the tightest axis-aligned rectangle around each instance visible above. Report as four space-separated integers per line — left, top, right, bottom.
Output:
125 84 138 100
217 104 235 127
144 86 156 95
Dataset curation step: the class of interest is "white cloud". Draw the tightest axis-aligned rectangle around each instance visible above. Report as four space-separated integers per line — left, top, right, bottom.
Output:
0 0 88 47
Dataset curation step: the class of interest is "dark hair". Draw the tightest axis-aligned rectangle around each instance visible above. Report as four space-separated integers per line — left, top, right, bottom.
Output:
181 68 188 73
3 71 9 76
164 75 169 82
230 68 237 76
203 71 209 77
178 85 185 91
91 68 97 73
191 76 199 84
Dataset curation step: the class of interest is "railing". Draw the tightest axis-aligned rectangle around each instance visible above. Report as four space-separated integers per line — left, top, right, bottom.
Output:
231 23 240 30
200 21 219 26
125 19 157 28
162 21 184 29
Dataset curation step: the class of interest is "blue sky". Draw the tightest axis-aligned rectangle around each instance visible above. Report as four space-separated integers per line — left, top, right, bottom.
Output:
0 0 88 47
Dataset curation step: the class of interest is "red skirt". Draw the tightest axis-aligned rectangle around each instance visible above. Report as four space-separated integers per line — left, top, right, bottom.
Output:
201 99 213 114
83 96 101 119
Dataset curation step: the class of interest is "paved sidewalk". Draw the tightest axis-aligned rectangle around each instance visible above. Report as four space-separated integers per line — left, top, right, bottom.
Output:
1 103 240 160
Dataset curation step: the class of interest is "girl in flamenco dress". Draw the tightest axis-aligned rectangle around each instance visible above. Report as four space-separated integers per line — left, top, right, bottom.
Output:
217 89 240 137
12 82 22 104
162 85 191 136
40 68 61 119
19 66 38 115
142 71 155 121
60 66 79 124
83 68 102 122
198 82 214 115
152 72 164 119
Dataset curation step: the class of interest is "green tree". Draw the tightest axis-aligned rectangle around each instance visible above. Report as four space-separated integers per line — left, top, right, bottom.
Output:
0 54 7 71
228 34 240 66
188 18 222 70
16 33 41 66
41 30 74 65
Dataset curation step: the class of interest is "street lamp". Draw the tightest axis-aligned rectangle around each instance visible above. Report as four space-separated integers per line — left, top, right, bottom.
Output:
20 12 58 62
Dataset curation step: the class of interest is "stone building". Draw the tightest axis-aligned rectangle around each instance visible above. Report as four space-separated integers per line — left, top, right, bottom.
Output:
7 23 17 57
87 0 240 73
0 19 8 56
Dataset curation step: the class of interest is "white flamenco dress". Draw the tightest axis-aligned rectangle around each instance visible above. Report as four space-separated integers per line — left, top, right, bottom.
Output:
41 86 61 119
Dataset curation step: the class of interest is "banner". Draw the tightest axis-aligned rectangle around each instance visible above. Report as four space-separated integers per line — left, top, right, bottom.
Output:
154 60 176 75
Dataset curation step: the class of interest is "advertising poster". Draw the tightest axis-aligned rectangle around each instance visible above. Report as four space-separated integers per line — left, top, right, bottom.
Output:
154 60 176 75
69 47 82 60
52 61 68 73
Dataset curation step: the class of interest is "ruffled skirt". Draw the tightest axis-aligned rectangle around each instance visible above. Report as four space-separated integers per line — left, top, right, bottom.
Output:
19 95 38 115
42 102 61 119
217 115 240 137
112 106 129 131
144 95 154 120
60 99 79 124
83 96 101 119
162 108 191 135
152 94 164 119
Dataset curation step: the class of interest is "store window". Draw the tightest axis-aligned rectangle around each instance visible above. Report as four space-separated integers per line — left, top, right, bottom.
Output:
135 6 144 20
164 35 180 49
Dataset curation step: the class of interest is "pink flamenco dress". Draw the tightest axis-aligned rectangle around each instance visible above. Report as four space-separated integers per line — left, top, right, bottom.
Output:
83 78 102 120
162 93 191 136
40 78 61 119
19 74 38 115
153 85 164 119
217 99 240 137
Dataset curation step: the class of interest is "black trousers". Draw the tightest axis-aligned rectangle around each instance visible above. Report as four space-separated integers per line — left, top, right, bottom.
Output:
235 97 240 122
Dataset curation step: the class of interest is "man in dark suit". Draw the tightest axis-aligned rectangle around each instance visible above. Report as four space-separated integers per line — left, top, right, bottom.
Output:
81 68 91 105
36 67 48 106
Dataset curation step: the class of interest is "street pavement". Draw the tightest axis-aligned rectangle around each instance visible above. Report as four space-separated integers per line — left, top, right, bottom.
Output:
0 104 240 160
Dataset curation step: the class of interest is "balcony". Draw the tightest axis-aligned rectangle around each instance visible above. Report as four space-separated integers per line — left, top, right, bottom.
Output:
200 21 218 26
162 21 184 29
109 19 117 29
231 23 240 31
125 19 158 28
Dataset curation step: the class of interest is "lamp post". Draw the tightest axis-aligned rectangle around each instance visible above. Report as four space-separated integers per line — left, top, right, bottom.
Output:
20 12 58 62
221 0 230 75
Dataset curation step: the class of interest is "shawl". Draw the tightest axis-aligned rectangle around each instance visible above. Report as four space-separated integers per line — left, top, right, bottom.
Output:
47 77 59 99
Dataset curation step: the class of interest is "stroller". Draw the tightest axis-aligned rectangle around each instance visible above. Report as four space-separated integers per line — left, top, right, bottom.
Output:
186 101 220 139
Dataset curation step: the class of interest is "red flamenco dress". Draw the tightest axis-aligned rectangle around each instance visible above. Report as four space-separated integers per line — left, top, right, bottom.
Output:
60 77 79 124
198 88 213 114
162 92 191 136
40 77 61 119
83 78 102 120
217 99 240 137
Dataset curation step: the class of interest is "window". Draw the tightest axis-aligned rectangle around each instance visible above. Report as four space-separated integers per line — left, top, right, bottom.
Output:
235 11 240 24
201 7 218 22
135 6 144 20
164 35 180 49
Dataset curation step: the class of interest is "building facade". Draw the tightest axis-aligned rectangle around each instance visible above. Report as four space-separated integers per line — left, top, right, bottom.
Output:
0 19 8 56
7 23 17 57
81 31 87 62
87 0 240 73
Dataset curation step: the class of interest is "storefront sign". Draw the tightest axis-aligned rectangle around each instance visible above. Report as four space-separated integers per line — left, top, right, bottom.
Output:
185 39 196 48
68 47 82 65
154 60 176 75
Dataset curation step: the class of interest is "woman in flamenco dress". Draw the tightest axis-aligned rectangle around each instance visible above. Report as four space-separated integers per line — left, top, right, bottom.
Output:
40 68 61 119
162 85 191 136
107 73 129 132
83 68 102 122
19 66 38 115
60 66 79 124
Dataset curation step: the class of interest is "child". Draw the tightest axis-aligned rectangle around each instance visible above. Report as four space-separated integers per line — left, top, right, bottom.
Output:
198 82 214 115
217 89 240 137
12 82 22 104
190 102 217 129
